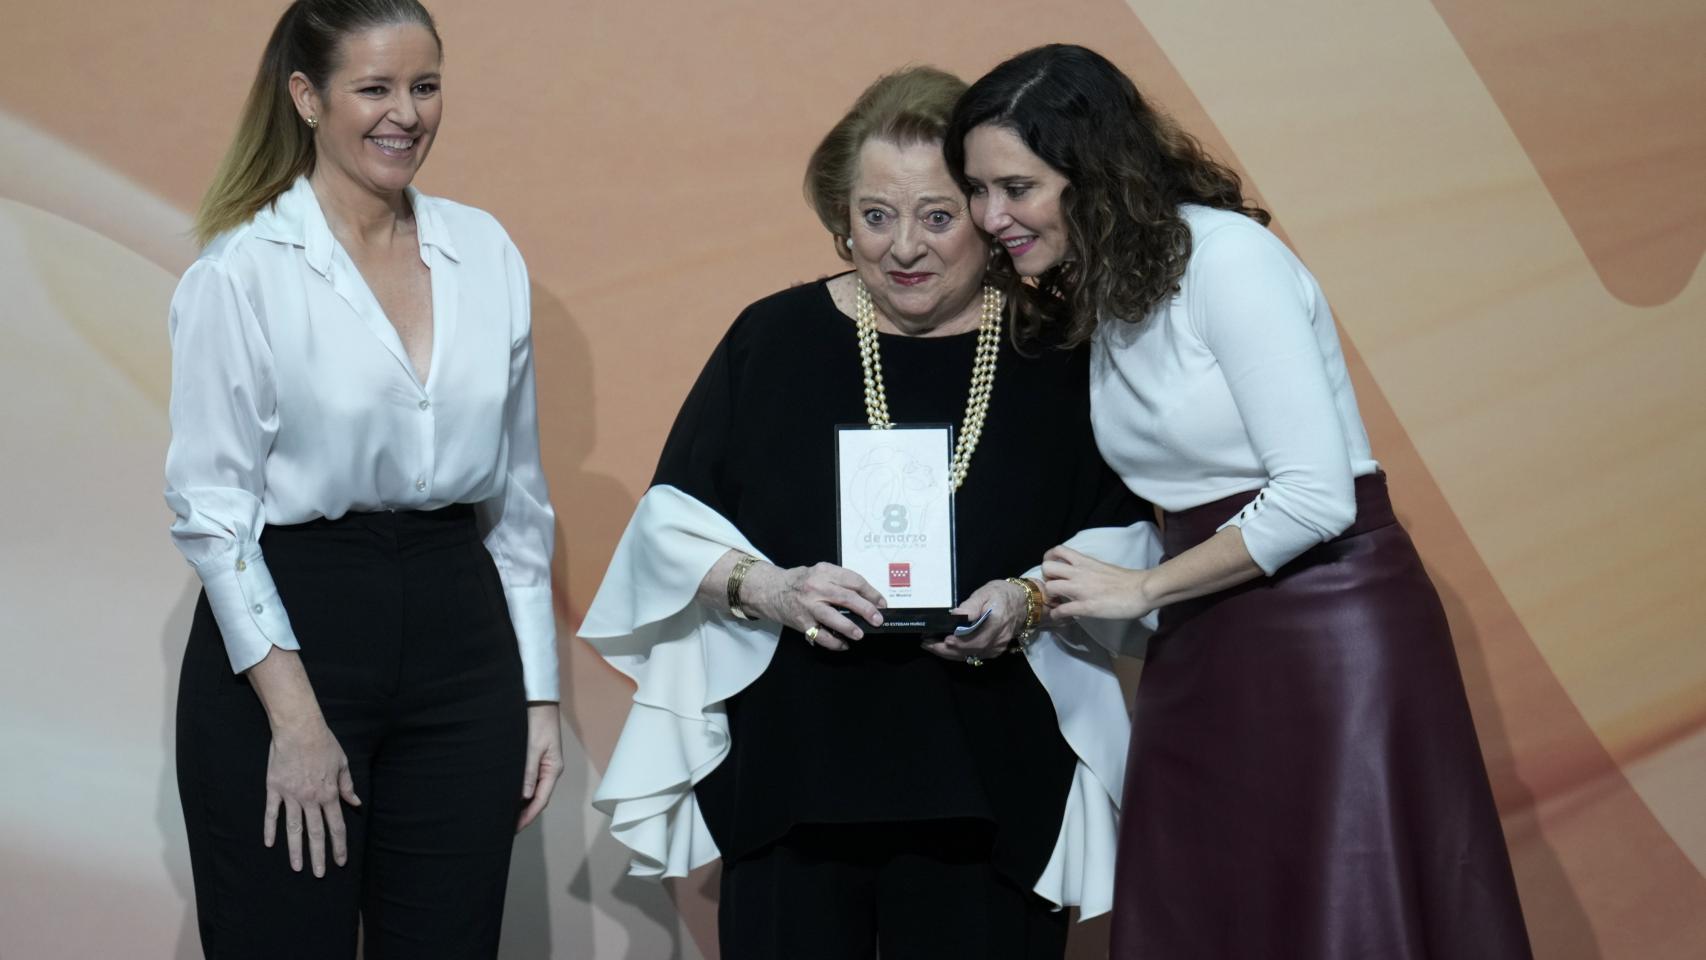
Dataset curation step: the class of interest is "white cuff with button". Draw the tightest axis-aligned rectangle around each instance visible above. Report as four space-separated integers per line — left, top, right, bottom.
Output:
192 542 303 674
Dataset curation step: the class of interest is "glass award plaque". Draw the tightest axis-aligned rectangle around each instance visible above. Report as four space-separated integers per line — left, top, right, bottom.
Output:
835 424 966 634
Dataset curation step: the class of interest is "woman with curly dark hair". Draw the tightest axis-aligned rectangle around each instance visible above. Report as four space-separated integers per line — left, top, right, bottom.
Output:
947 44 1532 959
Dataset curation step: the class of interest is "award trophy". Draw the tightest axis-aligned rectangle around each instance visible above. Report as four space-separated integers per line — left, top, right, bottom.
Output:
834 424 966 634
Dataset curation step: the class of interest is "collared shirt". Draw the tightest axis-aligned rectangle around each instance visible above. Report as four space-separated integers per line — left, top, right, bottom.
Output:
164 176 559 700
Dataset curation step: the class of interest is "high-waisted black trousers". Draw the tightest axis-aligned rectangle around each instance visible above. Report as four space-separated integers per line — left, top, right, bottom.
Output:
176 505 528 959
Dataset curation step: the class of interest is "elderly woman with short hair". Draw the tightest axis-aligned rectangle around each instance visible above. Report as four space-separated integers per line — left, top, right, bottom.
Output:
580 66 1158 958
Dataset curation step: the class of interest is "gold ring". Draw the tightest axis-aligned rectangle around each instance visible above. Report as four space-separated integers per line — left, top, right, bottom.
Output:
805 626 820 644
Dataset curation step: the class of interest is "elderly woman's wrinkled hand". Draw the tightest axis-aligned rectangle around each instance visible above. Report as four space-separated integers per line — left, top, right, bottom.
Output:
745 561 886 651
921 578 1029 663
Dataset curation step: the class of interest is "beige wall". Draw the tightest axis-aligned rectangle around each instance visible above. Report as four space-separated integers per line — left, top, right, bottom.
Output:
1 1 1702 956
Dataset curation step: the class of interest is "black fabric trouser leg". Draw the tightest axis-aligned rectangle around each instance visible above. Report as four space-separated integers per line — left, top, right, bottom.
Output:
176 506 528 960
718 820 1070 959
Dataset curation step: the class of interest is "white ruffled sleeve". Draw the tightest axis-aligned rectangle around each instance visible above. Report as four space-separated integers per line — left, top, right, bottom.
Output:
583 494 1164 919
1018 519 1164 917
579 485 780 877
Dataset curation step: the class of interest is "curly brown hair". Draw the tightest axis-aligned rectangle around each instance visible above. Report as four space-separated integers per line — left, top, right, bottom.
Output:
945 44 1269 347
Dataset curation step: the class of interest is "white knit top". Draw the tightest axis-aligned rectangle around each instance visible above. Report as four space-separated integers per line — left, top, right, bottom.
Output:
1089 204 1380 574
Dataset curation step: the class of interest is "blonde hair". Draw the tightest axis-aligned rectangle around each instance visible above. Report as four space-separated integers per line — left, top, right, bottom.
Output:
193 0 441 247
802 66 969 262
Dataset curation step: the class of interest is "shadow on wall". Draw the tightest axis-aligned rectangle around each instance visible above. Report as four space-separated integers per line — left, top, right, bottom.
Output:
1340 318 1611 957
509 281 695 957
158 581 205 960
500 688 690 959
570 821 693 960
1420 547 1599 960
501 795 556 957
528 280 641 766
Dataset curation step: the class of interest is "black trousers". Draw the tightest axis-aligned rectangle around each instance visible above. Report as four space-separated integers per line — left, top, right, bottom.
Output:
719 821 1070 959
176 505 528 959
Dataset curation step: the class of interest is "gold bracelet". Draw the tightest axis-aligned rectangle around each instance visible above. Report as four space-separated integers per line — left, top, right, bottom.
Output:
1011 576 1044 630
1006 576 1045 647
727 553 759 620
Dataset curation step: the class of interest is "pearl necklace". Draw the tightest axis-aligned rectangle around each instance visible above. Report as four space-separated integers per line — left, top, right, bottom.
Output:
855 279 1003 491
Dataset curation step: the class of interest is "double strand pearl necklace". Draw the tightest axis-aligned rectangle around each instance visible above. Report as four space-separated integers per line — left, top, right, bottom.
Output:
855 279 1004 491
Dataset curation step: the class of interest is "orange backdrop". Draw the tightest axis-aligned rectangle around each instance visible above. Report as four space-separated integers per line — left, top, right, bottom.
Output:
1 1 1702 957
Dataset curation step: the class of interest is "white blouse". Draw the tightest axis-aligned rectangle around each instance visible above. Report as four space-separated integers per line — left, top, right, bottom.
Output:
1090 204 1380 574
164 176 559 701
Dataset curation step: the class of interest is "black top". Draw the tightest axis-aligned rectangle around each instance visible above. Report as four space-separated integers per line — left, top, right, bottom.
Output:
653 277 1147 886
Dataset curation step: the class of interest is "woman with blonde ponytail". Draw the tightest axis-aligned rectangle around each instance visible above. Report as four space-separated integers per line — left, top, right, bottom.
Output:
192 3 320 246
166 3 562 957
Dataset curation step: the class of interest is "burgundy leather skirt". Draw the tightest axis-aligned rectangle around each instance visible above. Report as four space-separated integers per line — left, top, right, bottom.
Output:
1110 473 1532 959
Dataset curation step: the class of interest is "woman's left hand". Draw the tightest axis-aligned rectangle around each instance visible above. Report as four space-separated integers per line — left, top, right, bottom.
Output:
517 702 564 832
921 579 1029 663
1042 545 1156 621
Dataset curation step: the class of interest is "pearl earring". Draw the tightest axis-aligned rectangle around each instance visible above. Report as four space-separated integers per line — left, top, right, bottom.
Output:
845 237 853 250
